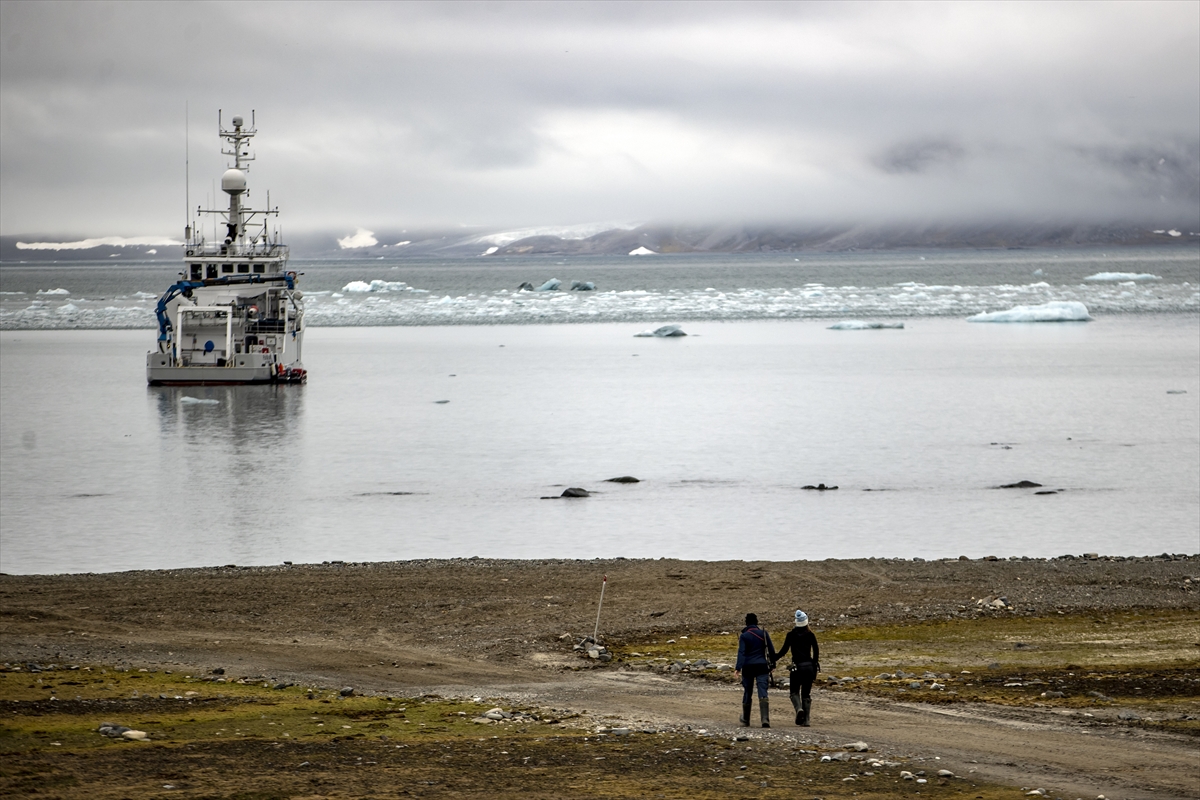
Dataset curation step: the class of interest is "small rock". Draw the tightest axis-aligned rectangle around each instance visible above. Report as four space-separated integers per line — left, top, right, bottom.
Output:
560 487 590 498
996 480 1043 489
900 770 915 780
122 730 149 741
339 687 354 697
1041 691 1065 698
634 324 686 338
211 668 225 675
937 769 954 777
1117 710 1141 721
843 741 869 752
605 476 640 483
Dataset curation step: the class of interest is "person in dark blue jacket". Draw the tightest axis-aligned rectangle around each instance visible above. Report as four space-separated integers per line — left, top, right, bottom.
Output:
734 612 776 727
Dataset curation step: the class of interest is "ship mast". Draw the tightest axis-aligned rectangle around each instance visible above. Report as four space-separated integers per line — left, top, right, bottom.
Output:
218 110 256 249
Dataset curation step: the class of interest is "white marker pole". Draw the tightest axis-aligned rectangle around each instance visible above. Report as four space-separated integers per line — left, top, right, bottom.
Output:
592 574 608 644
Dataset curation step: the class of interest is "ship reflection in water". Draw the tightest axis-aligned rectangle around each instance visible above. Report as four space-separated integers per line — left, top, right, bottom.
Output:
150 385 305 558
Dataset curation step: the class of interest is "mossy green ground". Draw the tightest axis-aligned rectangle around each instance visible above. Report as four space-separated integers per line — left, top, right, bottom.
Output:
5 610 1195 797
0 668 1015 799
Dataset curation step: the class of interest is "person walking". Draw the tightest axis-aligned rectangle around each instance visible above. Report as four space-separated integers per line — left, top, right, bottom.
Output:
734 612 776 728
773 609 820 725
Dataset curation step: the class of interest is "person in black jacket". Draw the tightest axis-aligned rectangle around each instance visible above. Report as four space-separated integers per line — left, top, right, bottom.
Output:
772 609 820 726
734 612 776 727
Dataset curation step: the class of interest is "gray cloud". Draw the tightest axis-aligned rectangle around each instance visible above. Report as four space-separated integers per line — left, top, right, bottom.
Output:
1 0 1197 236
875 139 966 175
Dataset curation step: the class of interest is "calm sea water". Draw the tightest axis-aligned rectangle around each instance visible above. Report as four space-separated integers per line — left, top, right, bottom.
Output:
1 307 1196 574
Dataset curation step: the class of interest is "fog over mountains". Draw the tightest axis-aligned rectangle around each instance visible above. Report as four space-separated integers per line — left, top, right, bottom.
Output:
4 221 1196 263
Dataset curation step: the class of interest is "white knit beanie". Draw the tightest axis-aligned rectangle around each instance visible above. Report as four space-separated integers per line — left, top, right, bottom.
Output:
794 609 809 627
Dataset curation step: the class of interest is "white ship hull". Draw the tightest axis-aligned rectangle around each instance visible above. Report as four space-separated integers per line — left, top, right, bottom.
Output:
146 351 305 386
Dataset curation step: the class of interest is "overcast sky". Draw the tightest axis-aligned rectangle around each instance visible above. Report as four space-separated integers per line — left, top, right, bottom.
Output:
1 0 1197 238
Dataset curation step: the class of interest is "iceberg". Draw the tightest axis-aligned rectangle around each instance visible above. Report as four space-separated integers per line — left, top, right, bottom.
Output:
342 280 412 293
1084 273 1161 281
967 301 1092 323
629 246 658 255
534 279 561 292
827 321 905 330
634 324 687 337
37 288 70 295
570 281 595 291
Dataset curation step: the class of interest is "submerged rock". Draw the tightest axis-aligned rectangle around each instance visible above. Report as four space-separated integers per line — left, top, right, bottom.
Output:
634 324 686 337
605 476 640 483
996 480 1042 489
560 487 590 498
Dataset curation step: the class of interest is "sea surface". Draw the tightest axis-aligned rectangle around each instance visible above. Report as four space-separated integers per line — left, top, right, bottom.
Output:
1 248 1197 574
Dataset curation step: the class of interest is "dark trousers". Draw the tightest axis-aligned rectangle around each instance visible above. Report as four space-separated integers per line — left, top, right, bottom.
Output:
741 668 770 702
789 661 816 700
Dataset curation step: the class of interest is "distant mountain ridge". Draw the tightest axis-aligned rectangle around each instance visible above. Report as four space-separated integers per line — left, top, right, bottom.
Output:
3 221 1196 262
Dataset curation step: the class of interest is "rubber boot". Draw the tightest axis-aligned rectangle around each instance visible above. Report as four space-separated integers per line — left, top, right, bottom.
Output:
790 693 802 725
759 698 770 728
801 697 812 727
740 700 751 726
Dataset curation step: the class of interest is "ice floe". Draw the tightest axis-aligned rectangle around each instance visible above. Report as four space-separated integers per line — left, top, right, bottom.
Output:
534 279 561 291
827 321 905 330
1084 273 1161 281
967 301 1092 323
37 288 70 295
341 280 420 293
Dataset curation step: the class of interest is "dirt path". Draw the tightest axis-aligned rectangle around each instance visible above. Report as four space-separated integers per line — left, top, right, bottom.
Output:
3 556 1196 797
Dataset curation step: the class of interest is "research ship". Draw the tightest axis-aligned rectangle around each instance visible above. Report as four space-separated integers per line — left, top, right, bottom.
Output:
147 111 306 385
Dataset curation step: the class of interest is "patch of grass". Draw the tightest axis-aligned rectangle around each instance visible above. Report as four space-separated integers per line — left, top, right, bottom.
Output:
0 665 562 755
0 718 1019 799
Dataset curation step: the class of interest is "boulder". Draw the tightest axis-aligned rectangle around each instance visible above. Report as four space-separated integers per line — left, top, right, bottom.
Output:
560 487 590 497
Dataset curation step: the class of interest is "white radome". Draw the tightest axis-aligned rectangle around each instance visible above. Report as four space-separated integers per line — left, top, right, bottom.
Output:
221 168 247 194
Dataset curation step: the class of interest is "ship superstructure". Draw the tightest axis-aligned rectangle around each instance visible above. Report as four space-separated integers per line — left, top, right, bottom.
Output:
147 112 306 385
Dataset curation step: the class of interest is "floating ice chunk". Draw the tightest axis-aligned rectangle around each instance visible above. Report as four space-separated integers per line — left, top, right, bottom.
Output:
1084 273 1161 281
55 303 79 314
179 397 219 405
570 281 595 291
628 246 658 255
827 321 905 330
37 288 70 295
534 279 561 292
968 301 1092 323
634 324 687 337
1168 229 1181 237
342 280 411 293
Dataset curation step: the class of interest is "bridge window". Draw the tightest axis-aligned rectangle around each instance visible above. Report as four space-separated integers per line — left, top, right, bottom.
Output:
222 263 234 274
189 264 202 279
205 264 218 279
253 263 265 273
237 263 250 273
